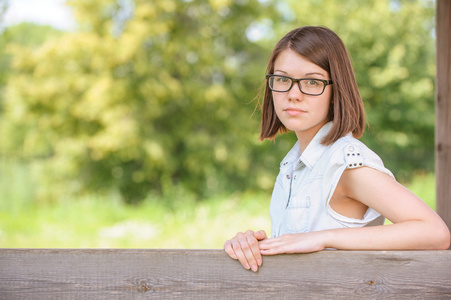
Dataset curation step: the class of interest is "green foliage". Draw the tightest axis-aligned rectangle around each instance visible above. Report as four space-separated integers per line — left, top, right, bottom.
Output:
1 0 436 203
279 0 436 180
0 160 435 248
0 23 62 144
0 23 61 107
2 0 280 203
0 157 271 248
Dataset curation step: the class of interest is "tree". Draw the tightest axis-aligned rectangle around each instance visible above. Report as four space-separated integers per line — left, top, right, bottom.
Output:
0 23 62 154
2 0 435 203
3 0 279 202
280 0 436 179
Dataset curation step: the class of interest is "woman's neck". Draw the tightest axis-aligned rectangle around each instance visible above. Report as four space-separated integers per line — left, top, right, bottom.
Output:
294 121 328 152
296 134 314 153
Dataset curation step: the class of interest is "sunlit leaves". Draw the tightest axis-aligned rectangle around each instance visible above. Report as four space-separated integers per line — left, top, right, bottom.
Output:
1 0 435 202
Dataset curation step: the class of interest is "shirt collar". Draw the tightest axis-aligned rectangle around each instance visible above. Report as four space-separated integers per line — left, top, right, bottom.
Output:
280 122 333 170
298 122 333 169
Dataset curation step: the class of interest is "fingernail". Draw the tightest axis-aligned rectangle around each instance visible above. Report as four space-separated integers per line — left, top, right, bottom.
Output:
244 263 250 270
257 259 262 266
251 265 258 272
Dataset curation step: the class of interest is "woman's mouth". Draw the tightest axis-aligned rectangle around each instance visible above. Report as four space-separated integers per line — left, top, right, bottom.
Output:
284 107 306 116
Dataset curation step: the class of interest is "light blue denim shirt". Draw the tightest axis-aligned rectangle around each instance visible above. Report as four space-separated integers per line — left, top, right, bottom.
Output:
270 122 395 238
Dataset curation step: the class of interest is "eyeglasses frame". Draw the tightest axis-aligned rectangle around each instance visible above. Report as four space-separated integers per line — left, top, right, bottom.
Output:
266 74 333 96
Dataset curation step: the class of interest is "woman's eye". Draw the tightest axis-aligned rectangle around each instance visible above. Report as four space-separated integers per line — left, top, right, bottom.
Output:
276 77 289 83
306 80 319 86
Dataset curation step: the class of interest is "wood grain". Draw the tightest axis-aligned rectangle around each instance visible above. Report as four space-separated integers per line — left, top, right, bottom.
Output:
436 0 451 244
1 249 450 299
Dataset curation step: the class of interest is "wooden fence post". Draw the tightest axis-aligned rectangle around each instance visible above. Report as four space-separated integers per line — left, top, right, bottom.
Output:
436 0 451 247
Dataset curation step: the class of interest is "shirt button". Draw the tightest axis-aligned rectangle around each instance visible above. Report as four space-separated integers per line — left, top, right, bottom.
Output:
286 174 291 180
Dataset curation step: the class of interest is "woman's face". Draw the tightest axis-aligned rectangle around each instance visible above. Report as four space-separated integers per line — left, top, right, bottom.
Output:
272 48 333 145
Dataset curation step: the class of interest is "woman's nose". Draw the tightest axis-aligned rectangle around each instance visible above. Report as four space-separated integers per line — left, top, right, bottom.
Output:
287 82 304 101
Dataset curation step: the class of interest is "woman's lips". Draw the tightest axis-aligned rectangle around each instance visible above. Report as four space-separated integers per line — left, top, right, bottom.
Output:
284 107 306 116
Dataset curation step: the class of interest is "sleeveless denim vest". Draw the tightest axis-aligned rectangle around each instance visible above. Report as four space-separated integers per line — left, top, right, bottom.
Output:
270 122 395 238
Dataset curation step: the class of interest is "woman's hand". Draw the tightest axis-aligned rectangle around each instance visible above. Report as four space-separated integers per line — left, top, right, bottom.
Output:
223 230 268 272
259 232 326 255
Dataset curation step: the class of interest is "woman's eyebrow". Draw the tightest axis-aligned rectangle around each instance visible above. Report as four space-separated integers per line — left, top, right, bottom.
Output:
273 70 327 78
304 72 326 77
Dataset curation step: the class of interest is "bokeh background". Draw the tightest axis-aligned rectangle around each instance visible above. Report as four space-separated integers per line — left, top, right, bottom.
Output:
0 0 437 248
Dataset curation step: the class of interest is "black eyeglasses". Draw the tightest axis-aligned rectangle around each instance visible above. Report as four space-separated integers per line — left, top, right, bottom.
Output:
266 74 333 96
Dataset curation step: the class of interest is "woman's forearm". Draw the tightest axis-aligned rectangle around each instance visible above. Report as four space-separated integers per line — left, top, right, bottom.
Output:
259 220 449 256
322 221 450 251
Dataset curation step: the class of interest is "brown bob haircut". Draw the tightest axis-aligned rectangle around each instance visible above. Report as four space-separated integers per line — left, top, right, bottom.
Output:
260 26 365 145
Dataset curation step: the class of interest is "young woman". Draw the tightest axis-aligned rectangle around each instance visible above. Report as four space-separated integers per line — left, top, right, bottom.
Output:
223 26 450 272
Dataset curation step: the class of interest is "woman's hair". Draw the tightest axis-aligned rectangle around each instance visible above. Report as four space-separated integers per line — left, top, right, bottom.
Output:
259 26 365 145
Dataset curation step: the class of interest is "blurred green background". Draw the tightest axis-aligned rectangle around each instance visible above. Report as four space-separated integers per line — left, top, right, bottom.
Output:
0 0 437 248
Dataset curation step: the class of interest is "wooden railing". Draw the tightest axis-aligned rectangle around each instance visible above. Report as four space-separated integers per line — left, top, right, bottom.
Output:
1 249 450 299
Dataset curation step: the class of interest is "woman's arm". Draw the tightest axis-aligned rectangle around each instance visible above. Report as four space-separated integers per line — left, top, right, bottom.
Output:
259 167 450 255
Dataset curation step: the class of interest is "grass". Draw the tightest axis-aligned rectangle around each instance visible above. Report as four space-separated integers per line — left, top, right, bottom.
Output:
0 158 271 248
0 192 271 249
0 158 436 249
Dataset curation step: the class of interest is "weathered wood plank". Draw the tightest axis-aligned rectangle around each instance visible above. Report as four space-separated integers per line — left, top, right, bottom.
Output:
0 249 450 299
436 0 451 243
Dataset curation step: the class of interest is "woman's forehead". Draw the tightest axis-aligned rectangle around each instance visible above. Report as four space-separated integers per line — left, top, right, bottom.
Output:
273 48 328 78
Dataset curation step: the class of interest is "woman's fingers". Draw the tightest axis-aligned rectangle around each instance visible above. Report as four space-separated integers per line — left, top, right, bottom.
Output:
235 231 259 271
259 236 285 255
254 230 268 241
259 232 325 255
234 234 253 270
223 240 237 259
223 230 267 272
244 231 263 269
